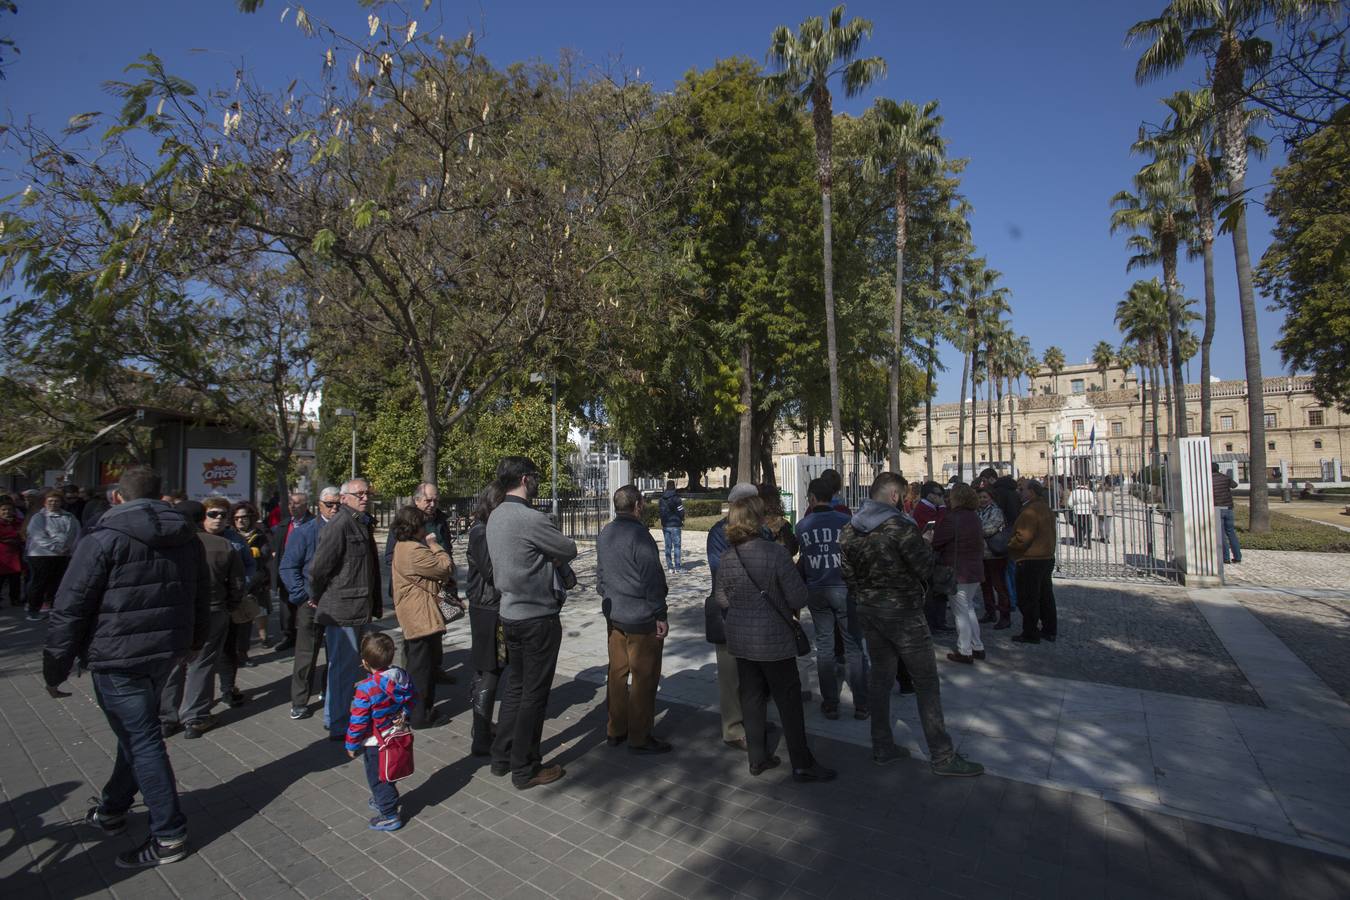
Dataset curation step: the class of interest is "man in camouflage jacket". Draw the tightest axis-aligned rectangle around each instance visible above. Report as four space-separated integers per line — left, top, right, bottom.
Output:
840 472 983 778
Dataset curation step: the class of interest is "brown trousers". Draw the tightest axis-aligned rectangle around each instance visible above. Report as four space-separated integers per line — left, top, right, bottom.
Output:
606 625 664 747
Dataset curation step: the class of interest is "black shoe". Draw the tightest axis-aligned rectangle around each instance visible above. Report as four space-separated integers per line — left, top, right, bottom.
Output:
792 763 837 783
273 639 295 653
116 835 187 868
184 719 211 740
853 708 870 720
821 703 840 721
1010 634 1041 644
84 804 127 836
490 762 510 777
161 721 183 739
1039 632 1057 643
972 650 986 660
629 736 673 755
872 745 910 766
289 706 312 720
749 756 781 776
606 733 628 747
946 651 974 665
225 690 248 708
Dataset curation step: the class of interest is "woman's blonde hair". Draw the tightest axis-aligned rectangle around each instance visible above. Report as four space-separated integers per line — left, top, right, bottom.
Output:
726 496 766 545
949 483 978 511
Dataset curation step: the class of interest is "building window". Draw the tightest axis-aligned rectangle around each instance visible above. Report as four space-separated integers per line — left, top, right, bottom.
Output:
1268 441 1276 451
1220 414 1234 430
1071 379 1085 395
1314 439 1323 450
1110 421 1123 437
946 430 957 444
1187 416 1196 432
1072 419 1086 437
1035 425 1047 441
1225 443 1234 452
1264 412 1278 429
1039 451 1046 459
1008 427 1018 441
1309 409 1324 426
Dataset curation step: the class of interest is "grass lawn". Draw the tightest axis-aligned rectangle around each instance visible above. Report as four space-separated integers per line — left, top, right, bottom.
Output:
684 515 722 532
1234 504 1350 553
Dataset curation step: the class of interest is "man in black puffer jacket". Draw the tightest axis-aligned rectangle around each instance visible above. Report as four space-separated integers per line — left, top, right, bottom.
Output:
43 465 209 870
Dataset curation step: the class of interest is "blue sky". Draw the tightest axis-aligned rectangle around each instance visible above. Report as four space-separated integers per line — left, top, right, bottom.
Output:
3 0 1291 402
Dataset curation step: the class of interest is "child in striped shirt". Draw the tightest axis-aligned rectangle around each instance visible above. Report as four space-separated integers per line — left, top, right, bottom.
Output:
345 632 415 831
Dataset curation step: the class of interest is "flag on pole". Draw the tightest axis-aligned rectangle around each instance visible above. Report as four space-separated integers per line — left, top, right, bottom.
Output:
1089 424 1096 451
1052 432 1061 455
1072 429 1078 452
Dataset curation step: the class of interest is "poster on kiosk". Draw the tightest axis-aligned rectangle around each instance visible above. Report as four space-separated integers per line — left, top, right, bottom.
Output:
185 448 253 502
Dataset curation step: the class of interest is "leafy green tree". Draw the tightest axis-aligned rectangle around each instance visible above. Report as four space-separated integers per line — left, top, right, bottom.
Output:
1128 0 1339 529
767 4 887 470
1257 125 1350 411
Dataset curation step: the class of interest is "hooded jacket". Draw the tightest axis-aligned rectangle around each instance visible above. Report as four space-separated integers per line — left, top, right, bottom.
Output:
43 499 209 684
657 489 685 528
839 499 934 612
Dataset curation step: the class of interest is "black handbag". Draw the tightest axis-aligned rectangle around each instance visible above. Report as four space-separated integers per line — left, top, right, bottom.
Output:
733 545 811 657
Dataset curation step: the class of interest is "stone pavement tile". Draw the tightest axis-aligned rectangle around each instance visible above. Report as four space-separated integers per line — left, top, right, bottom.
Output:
1155 768 1290 830
1048 746 1157 796
1148 738 1266 788
1276 794 1350 849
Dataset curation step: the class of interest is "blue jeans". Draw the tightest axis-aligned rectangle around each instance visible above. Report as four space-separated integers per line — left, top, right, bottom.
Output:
1218 507 1242 563
92 664 187 841
1005 559 1018 611
806 586 869 711
325 625 364 737
662 526 682 570
362 746 399 818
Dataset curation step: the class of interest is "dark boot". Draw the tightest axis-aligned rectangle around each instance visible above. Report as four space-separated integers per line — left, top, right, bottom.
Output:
471 713 495 756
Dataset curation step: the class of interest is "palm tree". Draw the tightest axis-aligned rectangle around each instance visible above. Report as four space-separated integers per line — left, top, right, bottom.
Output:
1116 279 1171 460
1127 0 1336 531
1092 340 1116 391
767 4 887 470
957 260 1009 479
863 98 944 471
1110 157 1194 435
1042 346 1066 394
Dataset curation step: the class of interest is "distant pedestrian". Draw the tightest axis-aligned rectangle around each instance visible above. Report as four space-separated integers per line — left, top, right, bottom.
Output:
279 486 339 722
487 456 578 789
597 484 671 755
0 497 23 607
205 497 255 709
466 483 506 756
271 490 313 653
820 468 851 515
1211 463 1241 565
44 466 208 868
840 472 983 777
1008 480 1057 644
160 500 243 739
657 480 685 573
231 502 272 648
309 478 382 741
975 488 1011 629
390 505 452 730
1069 481 1094 546
796 477 868 720
385 482 459 631
344 632 413 832
716 495 835 782
704 482 758 752
932 484 987 665
23 490 81 620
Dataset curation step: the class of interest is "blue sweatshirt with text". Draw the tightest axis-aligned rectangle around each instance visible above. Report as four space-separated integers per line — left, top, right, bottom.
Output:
795 505 851 589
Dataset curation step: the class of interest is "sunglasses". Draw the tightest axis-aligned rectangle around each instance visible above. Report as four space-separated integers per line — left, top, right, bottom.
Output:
206 511 227 519
320 500 339 509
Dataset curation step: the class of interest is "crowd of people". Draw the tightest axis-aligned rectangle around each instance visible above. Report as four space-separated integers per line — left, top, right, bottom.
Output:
27 454 1076 868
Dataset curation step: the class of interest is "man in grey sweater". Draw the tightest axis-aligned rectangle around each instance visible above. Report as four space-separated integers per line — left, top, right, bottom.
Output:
596 485 670 755
486 456 578 789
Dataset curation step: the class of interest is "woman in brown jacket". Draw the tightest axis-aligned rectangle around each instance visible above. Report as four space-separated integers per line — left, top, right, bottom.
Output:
1007 480 1057 644
391 506 453 728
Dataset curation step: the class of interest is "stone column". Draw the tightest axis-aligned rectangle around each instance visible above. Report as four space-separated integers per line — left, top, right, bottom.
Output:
1168 436 1222 587
606 459 630 521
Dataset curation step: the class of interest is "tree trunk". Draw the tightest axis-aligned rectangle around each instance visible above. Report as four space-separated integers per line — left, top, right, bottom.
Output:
737 341 753 485
1158 344 1174 443
1007 375 1017 474
924 339 935 479
1161 233 1188 437
1200 233 1216 436
888 170 908 472
813 91 844 471
995 376 1004 468
986 363 994 468
806 412 815 457
956 341 970 483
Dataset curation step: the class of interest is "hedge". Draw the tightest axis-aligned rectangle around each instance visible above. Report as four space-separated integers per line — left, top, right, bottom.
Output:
640 498 725 528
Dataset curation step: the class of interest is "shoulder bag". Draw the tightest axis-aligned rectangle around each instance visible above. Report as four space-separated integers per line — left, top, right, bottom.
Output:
732 544 811 657
373 681 415 782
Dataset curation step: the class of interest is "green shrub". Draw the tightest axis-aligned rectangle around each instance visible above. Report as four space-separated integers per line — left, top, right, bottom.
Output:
640 498 725 528
1235 508 1350 553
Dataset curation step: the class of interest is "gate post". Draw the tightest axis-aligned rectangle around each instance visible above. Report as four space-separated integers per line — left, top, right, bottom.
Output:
778 455 826 525
1169 437 1222 586
606 458 630 521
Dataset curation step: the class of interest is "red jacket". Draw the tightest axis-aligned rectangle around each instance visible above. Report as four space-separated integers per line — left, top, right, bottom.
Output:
0 519 23 575
912 499 945 532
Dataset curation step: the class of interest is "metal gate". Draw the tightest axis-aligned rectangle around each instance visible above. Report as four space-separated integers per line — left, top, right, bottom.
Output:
1046 445 1180 583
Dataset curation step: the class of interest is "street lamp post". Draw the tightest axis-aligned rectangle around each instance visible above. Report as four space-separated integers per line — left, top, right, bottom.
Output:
334 408 357 481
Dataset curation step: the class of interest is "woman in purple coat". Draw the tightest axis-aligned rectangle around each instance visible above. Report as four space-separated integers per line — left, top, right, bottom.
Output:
932 484 987 664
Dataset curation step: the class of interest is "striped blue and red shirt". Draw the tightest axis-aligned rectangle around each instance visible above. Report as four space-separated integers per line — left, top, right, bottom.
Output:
345 666 415 753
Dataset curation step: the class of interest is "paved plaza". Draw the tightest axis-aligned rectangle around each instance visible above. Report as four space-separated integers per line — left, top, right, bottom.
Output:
4 531 1350 899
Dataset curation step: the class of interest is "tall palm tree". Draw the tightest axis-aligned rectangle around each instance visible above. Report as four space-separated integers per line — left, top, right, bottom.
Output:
1116 279 1171 460
1127 0 1336 531
1092 340 1116 390
957 260 1009 479
767 4 887 470
1110 156 1194 435
1042 346 1066 395
863 98 944 471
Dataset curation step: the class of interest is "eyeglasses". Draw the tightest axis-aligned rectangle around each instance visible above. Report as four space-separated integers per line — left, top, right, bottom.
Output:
346 491 370 498
206 511 227 519
320 500 339 508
